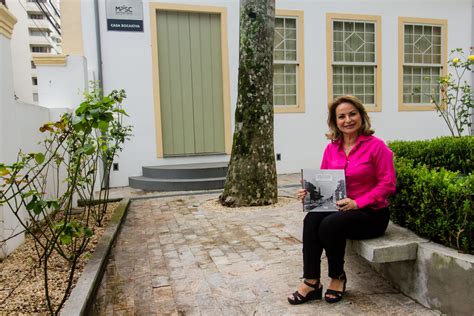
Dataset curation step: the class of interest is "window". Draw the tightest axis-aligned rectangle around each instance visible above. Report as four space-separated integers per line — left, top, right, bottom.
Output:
273 10 305 113
327 13 381 111
399 17 447 111
29 14 44 20
32 77 38 86
30 45 50 53
31 60 36 69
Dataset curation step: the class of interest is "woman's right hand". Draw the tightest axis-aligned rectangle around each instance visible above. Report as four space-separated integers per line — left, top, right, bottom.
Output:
297 189 307 201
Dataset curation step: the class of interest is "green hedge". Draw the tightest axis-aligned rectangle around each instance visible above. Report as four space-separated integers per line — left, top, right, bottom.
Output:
387 137 473 254
388 136 473 174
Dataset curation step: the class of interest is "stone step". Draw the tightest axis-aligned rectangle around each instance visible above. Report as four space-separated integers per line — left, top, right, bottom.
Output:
142 162 228 179
128 176 226 191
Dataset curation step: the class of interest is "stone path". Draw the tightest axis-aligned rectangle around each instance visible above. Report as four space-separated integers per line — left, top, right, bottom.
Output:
92 175 438 315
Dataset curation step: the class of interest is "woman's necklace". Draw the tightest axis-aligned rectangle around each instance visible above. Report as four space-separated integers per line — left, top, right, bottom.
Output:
344 145 352 155
343 141 356 155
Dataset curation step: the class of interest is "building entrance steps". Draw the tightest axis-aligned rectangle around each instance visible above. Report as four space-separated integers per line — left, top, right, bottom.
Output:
92 176 437 314
129 162 228 191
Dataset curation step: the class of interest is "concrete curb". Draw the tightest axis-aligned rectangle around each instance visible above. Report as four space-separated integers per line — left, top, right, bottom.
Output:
60 198 131 316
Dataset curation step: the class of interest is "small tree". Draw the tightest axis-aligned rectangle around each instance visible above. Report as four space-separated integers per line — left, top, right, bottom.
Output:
219 0 278 207
0 85 132 314
431 49 474 136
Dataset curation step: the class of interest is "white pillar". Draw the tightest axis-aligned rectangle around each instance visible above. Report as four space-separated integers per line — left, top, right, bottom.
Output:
0 4 23 258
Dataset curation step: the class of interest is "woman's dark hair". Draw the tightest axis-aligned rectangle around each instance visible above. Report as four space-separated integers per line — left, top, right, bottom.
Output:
325 95 374 140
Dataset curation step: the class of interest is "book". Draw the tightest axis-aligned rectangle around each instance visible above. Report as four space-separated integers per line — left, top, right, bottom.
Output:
301 169 346 212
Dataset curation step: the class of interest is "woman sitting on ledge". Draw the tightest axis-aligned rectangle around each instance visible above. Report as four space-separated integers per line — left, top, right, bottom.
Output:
288 95 396 304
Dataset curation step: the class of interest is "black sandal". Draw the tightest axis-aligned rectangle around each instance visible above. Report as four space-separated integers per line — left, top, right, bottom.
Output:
288 280 323 305
324 272 347 303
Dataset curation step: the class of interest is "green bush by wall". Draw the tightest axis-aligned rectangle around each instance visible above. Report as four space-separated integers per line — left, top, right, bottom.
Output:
388 137 473 254
388 136 473 174
389 158 473 253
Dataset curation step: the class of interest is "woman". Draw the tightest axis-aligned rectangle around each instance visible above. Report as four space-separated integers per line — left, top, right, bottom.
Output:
288 95 396 304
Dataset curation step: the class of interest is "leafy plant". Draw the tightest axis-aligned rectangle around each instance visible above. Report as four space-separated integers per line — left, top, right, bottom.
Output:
388 137 473 254
389 158 473 253
389 136 473 174
431 48 474 136
0 83 132 314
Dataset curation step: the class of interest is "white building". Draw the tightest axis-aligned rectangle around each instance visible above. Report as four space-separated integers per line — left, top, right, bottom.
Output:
34 0 471 188
6 0 61 104
1 0 473 256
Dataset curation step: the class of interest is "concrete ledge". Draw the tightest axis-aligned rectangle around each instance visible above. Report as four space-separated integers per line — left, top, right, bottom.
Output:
347 222 428 263
60 198 130 316
372 241 474 315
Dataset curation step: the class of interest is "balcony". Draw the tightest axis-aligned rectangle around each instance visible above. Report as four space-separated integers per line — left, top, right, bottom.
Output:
25 2 42 13
29 35 51 46
28 19 50 30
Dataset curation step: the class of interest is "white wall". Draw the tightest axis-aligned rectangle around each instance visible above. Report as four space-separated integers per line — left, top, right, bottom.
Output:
36 56 88 108
7 0 34 103
0 8 70 257
79 0 472 187
0 14 23 257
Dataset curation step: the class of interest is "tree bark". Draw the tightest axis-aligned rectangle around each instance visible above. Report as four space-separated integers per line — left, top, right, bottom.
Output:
219 0 277 207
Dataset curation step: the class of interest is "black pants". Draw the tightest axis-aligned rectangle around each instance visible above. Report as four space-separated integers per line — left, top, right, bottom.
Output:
302 208 389 279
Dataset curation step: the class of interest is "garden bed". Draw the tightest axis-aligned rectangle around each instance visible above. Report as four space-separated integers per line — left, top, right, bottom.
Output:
0 202 118 314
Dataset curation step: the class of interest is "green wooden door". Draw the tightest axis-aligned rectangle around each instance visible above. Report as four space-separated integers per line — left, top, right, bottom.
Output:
156 10 225 156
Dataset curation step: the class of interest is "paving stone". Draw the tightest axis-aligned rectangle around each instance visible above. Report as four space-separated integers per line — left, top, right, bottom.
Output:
93 177 438 315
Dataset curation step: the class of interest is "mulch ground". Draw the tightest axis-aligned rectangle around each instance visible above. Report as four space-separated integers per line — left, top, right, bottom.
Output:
0 202 118 314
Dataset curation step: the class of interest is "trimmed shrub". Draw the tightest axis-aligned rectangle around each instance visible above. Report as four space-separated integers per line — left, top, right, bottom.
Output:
388 137 473 254
389 158 473 254
388 136 473 174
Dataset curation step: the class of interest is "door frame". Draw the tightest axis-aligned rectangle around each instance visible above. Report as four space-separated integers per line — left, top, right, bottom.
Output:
149 3 232 158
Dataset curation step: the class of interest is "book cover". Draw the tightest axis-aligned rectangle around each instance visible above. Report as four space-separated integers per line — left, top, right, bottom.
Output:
301 169 346 212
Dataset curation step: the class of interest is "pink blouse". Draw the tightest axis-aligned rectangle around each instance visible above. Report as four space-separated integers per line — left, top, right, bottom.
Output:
320 135 396 210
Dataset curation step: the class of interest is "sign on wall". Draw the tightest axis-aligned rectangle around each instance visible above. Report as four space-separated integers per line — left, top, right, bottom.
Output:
106 0 143 32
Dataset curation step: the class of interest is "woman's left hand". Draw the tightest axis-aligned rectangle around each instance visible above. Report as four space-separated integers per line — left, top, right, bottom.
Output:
336 198 359 212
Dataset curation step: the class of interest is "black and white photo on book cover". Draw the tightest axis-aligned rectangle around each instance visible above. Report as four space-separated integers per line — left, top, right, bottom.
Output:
301 169 346 212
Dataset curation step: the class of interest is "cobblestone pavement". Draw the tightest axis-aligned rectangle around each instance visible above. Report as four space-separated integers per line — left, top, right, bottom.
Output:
92 175 437 315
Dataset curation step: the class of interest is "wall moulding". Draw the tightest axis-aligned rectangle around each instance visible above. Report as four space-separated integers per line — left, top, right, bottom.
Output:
0 4 17 39
32 54 68 66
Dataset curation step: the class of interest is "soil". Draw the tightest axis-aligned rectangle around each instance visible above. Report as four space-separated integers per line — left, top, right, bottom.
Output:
200 195 299 211
0 202 118 314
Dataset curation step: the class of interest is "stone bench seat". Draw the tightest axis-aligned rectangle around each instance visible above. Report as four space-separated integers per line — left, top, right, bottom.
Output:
347 222 427 263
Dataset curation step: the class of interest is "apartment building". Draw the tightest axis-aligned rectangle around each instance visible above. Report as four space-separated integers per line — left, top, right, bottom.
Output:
7 0 61 104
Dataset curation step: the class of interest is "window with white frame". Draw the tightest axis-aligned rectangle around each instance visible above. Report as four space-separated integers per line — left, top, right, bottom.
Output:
401 21 445 108
273 11 305 113
328 15 380 109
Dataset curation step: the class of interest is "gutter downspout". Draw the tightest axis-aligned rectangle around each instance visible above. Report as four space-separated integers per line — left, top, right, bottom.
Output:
94 0 103 93
471 1 474 135
93 0 108 189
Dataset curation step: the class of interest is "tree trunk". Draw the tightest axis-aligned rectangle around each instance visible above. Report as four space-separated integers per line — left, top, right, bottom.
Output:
219 0 277 207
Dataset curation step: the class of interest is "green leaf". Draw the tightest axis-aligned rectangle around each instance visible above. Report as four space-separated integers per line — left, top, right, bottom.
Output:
83 143 96 155
25 195 38 211
113 108 129 116
60 234 72 245
72 115 82 125
34 153 45 164
84 227 93 237
98 121 109 132
21 190 37 198
0 166 9 177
